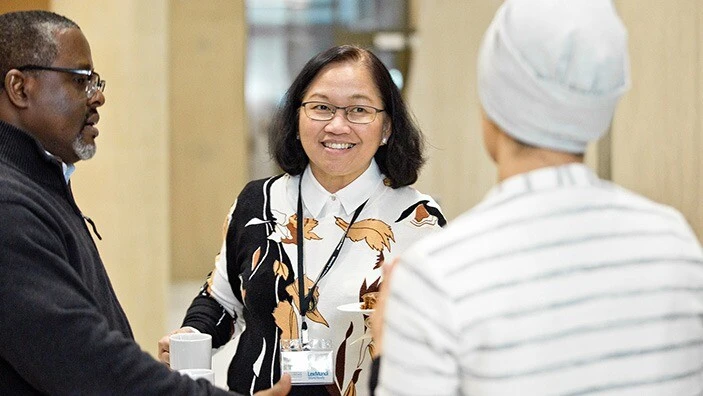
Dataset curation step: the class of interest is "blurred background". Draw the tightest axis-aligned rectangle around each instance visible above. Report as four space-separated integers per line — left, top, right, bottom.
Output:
3 0 701 384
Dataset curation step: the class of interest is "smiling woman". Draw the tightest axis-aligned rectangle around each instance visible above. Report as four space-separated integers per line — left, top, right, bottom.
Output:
159 45 447 396
298 61 389 193
270 45 426 191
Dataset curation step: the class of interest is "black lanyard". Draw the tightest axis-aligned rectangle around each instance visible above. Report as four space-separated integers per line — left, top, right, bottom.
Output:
296 174 367 341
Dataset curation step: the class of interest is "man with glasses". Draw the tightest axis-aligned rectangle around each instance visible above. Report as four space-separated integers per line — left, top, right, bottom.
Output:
0 10 290 395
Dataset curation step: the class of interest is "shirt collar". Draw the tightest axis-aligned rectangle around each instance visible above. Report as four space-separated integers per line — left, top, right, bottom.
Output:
301 159 383 218
485 163 599 201
62 162 76 184
45 150 75 184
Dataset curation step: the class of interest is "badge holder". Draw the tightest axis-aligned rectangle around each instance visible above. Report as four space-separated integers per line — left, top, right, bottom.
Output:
280 338 334 385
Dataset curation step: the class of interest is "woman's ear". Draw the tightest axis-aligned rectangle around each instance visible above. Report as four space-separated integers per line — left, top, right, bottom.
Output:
381 122 391 145
4 70 30 109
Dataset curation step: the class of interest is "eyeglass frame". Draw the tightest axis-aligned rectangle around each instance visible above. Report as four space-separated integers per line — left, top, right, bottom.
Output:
300 101 385 124
16 65 106 98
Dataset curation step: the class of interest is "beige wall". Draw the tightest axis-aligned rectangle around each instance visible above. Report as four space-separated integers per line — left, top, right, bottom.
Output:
409 1 501 219
409 0 702 244
408 0 604 219
48 1 248 355
170 1 248 281
50 1 170 355
612 0 703 241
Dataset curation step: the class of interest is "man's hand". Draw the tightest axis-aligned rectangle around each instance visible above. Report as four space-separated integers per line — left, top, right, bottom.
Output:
157 327 195 367
370 257 399 358
253 373 292 395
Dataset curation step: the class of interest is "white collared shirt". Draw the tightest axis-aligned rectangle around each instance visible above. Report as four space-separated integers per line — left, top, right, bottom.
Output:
291 160 383 219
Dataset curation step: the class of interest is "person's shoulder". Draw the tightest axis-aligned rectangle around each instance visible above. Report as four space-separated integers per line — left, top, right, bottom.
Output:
405 203 488 256
395 221 461 280
381 185 446 227
230 173 290 221
606 181 688 220
596 180 701 249
0 163 38 201
238 174 287 199
0 170 54 232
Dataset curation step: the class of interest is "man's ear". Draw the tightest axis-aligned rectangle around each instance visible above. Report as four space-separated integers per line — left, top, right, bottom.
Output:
4 70 30 109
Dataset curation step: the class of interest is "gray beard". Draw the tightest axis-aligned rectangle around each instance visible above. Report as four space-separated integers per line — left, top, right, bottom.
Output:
72 134 96 160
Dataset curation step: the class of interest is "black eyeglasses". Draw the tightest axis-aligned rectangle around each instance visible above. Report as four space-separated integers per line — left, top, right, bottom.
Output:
301 101 385 124
17 65 106 98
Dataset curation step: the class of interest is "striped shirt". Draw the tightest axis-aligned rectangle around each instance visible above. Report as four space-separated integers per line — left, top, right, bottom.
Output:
378 163 703 396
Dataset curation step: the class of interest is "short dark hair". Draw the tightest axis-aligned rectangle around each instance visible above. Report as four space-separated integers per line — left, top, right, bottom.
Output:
0 11 79 91
269 45 426 188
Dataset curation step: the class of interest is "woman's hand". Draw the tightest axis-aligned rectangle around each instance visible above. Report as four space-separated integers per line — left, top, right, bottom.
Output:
157 327 195 367
370 257 399 358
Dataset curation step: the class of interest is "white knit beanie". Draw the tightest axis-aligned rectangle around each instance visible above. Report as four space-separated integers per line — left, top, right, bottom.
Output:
478 0 631 153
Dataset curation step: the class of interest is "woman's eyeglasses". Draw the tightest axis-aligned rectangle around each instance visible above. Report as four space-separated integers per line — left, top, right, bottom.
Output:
301 101 384 124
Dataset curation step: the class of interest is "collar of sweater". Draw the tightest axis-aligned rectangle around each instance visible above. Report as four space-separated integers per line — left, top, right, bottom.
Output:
0 119 67 191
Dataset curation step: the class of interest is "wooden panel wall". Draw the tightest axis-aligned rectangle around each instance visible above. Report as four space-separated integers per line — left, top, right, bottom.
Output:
408 0 702 243
0 0 49 13
170 1 248 280
408 0 501 220
612 0 702 241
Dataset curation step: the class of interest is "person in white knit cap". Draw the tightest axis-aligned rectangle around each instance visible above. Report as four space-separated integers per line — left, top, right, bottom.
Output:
371 0 703 394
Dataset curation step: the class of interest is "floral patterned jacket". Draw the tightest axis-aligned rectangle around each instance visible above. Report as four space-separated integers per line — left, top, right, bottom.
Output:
183 167 445 396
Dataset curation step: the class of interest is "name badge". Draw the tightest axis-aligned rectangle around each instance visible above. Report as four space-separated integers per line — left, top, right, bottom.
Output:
280 339 334 385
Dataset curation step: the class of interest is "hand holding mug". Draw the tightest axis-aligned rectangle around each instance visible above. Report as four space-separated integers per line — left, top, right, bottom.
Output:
158 327 197 368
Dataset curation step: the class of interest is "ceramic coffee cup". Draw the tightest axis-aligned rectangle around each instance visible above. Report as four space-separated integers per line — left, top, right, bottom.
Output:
169 332 212 370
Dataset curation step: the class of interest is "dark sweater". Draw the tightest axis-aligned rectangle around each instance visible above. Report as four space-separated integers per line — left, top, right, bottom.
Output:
0 120 233 395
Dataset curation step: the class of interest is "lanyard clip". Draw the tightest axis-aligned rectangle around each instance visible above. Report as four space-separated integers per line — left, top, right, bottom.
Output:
301 321 310 349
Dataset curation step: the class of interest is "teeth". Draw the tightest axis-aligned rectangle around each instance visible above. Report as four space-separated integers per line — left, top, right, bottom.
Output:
324 142 354 150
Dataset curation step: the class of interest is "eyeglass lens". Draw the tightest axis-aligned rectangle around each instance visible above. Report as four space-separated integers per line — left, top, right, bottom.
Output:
304 102 377 124
86 73 105 97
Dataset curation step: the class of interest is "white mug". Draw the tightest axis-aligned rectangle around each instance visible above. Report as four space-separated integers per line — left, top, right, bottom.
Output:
169 332 212 370
179 368 215 384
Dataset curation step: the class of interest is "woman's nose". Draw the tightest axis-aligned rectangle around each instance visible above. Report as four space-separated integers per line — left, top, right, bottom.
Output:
324 111 350 133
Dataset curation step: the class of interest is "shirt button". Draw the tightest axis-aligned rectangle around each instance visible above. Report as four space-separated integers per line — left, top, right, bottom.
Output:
331 195 337 201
